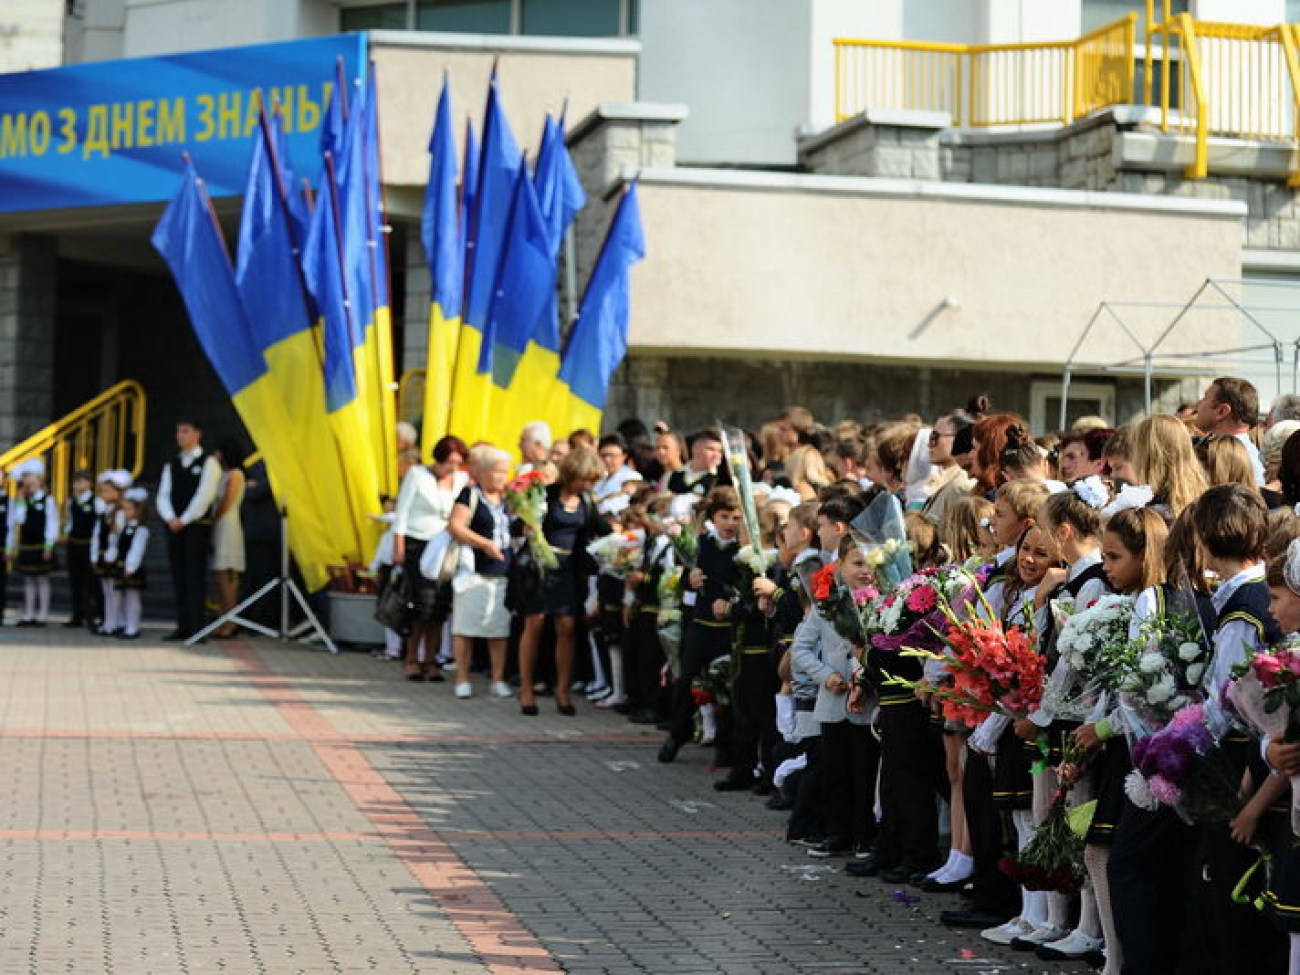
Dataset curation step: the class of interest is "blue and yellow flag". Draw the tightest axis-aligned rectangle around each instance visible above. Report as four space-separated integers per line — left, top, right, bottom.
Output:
556 182 645 434
448 69 520 447
302 155 383 556
152 162 335 589
235 110 361 567
420 73 461 454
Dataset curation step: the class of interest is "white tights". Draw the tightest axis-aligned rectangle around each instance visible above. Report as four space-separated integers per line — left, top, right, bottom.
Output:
120 590 141 636
1087 843 1121 975
1013 807 1047 926
23 577 50 622
100 579 120 633
1290 933 1300 975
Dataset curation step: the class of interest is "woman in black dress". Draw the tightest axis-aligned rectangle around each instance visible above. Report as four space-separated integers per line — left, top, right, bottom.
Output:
516 448 606 716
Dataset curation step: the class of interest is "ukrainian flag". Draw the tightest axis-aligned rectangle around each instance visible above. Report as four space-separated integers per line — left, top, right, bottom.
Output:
556 182 645 434
448 69 520 448
478 162 555 448
151 162 335 590
235 109 363 566
302 154 383 557
419 73 461 454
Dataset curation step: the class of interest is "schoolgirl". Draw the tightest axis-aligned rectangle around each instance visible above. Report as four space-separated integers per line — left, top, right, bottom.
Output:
91 469 130 637
113 488 150 640
622 489 675 726
660 485 743 763
589 493 636 709
8 458 59 626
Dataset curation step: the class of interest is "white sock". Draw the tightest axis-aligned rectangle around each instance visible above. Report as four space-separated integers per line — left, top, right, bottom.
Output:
23 579 35 620
437 620 453 663
945 850 973 881
608 647 625 700
384 628 402 657
700 703 717 742
121 591 141 635
1289 933 1300 975
928 848 959 880
36 578 50 621
589 631 608 688
101 582 120 632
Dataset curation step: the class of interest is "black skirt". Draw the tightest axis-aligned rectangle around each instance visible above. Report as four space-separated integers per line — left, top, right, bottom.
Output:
403 538 451 624
994 723 1033 811
1086 736 1131 846
16 545 55 576
1266 838 1300 933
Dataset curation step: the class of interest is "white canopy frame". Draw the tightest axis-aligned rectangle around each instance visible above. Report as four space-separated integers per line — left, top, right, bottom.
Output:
1058 277 1300 429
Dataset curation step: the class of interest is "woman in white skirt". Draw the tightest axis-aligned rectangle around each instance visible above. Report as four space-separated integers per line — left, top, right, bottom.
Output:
446 446 513 698
211 442 247 640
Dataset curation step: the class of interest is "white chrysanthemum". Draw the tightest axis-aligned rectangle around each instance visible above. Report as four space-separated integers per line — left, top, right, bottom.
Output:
1177 642 1202 662
1139 653 1166 675
1124 770 1159 811
1185 662 1205 685
1146 673 1177 704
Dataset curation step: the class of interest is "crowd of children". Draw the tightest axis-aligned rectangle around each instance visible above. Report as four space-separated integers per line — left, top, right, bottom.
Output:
473 385 1300 975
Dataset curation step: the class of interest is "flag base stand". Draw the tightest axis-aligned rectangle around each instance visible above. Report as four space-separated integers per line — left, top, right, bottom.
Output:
186 508 338 653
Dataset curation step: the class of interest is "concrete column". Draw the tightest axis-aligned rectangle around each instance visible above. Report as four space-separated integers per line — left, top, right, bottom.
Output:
0 234 56 449
402 226 431 374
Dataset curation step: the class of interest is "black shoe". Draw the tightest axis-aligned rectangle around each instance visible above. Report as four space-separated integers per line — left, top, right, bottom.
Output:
520 704 539 716
807 838 851 859
16 619 34 628
765 794 794 811
1083 948 1106 969
789 835 825 849
939 909 1010 928
879 866 914 884
557 702 576 716
919 875 969 893
116 631 141 641
163 629 187 641
626 708 661 725
657 737 681 763
426 671 446 683
30 621 46 628
713 775 755 792
845 858 880 878
751 779 775 797
63 618 83 629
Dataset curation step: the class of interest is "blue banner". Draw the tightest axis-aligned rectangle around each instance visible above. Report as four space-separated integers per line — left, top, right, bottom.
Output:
0 34 366 213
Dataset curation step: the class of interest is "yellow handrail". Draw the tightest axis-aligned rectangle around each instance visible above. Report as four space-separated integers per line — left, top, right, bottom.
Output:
832 15 1135 127
0 380 147 509
1176 14 1209 178
1281 25 1300 186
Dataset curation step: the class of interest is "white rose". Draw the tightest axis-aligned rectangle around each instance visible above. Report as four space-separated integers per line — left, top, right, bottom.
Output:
1139 653 1166 675
1185 662 1205 685
1146 673 1177 704
1177 642 1202 662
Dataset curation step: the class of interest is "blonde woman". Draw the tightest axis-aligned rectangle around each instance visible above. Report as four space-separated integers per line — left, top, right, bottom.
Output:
1196 434 1258 490
1129 414 1209 517
786 444 832 501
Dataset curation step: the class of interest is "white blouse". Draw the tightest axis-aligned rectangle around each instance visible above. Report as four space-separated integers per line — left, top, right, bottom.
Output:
393 466 469 541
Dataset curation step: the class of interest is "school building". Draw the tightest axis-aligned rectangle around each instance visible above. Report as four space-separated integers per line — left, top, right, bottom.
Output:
1 0 1299 484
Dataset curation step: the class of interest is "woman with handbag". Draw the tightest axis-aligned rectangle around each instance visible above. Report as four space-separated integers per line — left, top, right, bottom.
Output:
515 447 608 716
393 435 469 682
446 446 515 699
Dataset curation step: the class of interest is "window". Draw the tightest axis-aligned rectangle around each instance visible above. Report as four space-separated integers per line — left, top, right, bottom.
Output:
417 0 512 33
1030 380 1115 433
1082 0 1186 33
341 3 409 30
1290 0 1300 23
521 0 620 37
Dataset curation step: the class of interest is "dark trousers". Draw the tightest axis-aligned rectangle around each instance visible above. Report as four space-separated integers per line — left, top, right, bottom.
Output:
66 541 95 623
1109 804 1194 975
875 700 942 871
167 523 211 636
787 731 825 842
727 651 779 784
625 611 666 713
819 719 878 849
669 620 732 744
962 748 1017 915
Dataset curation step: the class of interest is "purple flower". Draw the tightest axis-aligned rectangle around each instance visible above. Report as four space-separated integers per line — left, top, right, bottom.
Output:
1148 774 1183 806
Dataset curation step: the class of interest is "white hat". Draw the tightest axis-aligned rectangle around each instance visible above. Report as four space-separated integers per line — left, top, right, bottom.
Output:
97 469 133 490
766 486 802 508
10 457 45 481
598 494 631 517
123 487 148 503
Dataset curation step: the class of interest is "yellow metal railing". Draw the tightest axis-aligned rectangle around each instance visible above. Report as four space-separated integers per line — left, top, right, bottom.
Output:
1147 2 1300 182
0 380 146 508
833 14 1136 127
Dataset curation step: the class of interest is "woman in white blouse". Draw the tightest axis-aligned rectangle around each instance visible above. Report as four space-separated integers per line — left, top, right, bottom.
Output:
393 435 469 681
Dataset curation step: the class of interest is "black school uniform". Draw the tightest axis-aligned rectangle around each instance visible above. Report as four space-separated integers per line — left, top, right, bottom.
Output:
668 531 739 745
13 493 57 576
722 559 782 788
113 522 148 590
65 491 98 623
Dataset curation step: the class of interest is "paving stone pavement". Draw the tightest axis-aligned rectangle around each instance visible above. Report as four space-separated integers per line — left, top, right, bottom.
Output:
0 625 1092 974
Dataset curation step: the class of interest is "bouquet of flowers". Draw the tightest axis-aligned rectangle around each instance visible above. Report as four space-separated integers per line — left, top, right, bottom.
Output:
733 544 778 610
656 565 683 625
1110 610 1211 733
649 512 697 566
692 653 734 708
809 562 876 646
867 567 971 655
586 530 643 579
884 596 1046 729
504 471 559 570
1001 741 1087 894
1041 594 1135 719
1227 643 1300 833
721 425 767 574
1124 703 1242 824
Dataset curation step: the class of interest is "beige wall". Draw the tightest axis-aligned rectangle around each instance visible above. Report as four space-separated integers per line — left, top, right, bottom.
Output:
372 34 637 187
627 171 1245 369
0 0 63 72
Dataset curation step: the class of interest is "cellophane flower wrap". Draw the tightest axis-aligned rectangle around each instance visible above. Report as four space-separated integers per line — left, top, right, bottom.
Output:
1227 642 1300 833
1108 610 1211 733
734 545 778 611
650 512 697 566
1041 594 1134 720
656 566 683 625
1000 741 1087 894
504 471 558 570
881 581 1046 729
586 530 644 579
810 562 874 647
866 566 971 655
1124 703 1242 825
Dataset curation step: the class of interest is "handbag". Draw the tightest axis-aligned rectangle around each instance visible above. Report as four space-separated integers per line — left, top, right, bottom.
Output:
420 489 479 584
374 566 413 636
